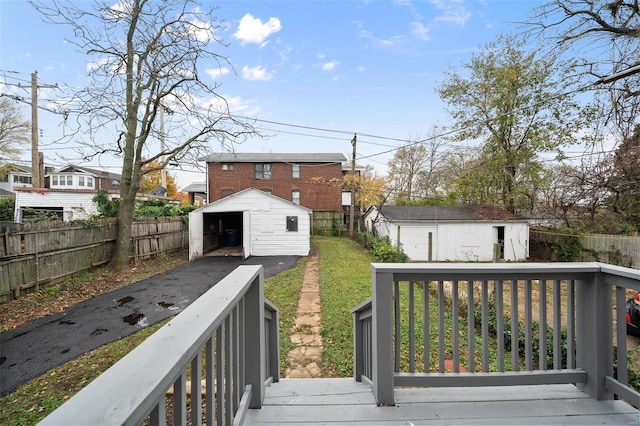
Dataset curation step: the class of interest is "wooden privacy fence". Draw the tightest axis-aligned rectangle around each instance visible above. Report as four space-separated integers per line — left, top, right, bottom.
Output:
0 217 188 303
530 229 640 268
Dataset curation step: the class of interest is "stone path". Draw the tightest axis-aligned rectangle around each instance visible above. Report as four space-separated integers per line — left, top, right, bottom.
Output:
285 249 323 378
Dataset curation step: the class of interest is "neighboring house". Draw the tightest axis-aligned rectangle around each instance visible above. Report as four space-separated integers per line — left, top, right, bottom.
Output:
13 164 122 222
189 187 311 260
364 205 529 262
0 164 33 193
13 188 103 222
203 152 346 212
181 182 206 206
46 165 121 191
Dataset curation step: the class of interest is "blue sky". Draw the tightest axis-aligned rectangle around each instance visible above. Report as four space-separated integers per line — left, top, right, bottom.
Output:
0 0 542 188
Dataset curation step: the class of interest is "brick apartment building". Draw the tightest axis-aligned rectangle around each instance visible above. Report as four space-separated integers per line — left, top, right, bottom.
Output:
204 153 347 211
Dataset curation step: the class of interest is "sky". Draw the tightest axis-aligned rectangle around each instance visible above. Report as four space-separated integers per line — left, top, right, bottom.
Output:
0 0 544 189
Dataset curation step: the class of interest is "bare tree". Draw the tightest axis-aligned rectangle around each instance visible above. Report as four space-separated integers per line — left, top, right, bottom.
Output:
31 0 256 270
0 97 29 172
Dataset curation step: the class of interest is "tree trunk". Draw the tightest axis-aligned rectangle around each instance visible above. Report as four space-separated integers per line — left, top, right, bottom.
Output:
111 193 135 271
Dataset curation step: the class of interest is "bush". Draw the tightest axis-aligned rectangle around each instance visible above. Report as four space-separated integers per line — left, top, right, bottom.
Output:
551 227 583 262
0 197 15 221
355 231 408 263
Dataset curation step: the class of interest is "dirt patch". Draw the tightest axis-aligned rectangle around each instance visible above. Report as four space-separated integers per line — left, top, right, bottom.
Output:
0 252 189 332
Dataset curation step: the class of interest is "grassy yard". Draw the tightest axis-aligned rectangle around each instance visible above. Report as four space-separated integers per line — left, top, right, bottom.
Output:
0 236 532 424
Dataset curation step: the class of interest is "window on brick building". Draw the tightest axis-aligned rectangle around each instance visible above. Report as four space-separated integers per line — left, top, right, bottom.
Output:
254 163 271 179
222 163 234 171
286 216 298 232
292 163 300 178
292 189 300 205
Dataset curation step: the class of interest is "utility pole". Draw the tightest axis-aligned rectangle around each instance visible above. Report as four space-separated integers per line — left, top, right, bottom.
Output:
349 133 357 240
160 106 167 189
31 72 41 188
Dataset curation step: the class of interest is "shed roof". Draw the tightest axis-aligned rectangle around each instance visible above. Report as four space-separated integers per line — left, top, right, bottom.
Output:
203 152 346 163
377 205 525 222
194 187 312 213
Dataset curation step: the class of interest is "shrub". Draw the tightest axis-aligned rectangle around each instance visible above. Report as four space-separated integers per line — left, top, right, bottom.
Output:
551 227 583 262
355 231 408 263
0 197 15 221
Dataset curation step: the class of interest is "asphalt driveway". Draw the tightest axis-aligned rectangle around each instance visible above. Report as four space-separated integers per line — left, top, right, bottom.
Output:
0 255 300 397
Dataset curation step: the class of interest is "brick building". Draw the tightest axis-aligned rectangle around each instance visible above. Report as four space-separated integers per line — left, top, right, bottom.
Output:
204 153 347 211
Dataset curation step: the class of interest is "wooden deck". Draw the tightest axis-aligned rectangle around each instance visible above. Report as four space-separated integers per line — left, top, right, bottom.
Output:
244 378 640 425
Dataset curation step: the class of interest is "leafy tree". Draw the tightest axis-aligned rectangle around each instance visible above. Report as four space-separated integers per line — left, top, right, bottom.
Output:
607 124 640 229
437 34 584 213
32 0 256 270
139 159 178 197
343 166 386 209
0 97 29 173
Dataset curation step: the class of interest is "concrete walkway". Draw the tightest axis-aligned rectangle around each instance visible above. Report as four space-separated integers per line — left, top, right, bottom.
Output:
285 249 323 378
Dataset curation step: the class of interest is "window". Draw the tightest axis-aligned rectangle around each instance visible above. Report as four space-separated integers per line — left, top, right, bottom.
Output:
51 176 58 186
254 163 271 179
87 177 94 188
66 175 73 185
13 175 32 184
286 216 298 232
78 176 85 187
221 189 234 198
58 175 66 186
292 190 300 205
292 163 300 179
222 163 234 171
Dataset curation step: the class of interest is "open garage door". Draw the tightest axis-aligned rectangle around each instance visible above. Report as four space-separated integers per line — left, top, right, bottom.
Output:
201 211 243 256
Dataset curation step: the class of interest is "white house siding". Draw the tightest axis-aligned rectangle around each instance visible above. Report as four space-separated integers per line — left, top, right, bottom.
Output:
364 209 528 262
14 190 99 222
189 188 310 260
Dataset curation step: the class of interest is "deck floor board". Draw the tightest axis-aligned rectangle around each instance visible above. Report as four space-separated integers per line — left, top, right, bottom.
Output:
244 378 640 425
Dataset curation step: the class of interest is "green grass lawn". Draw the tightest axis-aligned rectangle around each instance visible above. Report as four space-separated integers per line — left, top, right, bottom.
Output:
0 236 519 425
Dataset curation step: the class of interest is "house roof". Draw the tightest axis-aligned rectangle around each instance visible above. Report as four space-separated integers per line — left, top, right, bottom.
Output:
203 152 347 164
376 205 525 222
182 182 206 193
53 165 121 181
0 188 15 197
2 163 31 174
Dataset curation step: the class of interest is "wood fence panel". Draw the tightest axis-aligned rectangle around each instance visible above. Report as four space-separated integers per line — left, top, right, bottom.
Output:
0 217 187 303
530 229 639 269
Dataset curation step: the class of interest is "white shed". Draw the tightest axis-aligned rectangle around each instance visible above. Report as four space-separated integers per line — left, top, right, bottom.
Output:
364 205 529 262
189 188 311 260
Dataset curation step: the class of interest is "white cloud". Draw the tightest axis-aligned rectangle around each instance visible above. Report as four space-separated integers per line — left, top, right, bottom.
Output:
321 60 341 72
430 0 471 26
206 67 231 80
410 22 431 41
358 66 366 72
188 18 214 43
234 13 282 47
242 65 274 81
359 29 406 48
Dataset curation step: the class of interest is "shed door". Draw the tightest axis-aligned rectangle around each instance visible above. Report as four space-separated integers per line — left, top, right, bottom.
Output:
243 211 251 259
398 226 437 262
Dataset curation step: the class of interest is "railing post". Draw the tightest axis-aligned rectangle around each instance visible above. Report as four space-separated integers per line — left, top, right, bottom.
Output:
371 266 394 406
244 268 265 408
576 269 613 400
353 309 364 382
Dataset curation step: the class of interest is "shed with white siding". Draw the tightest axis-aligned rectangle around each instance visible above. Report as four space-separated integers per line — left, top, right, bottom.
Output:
364 205 529 262
189 188 311 260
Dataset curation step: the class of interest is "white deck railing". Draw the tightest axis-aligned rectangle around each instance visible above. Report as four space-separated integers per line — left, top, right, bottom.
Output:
40 265 279 426
353 262 640 407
